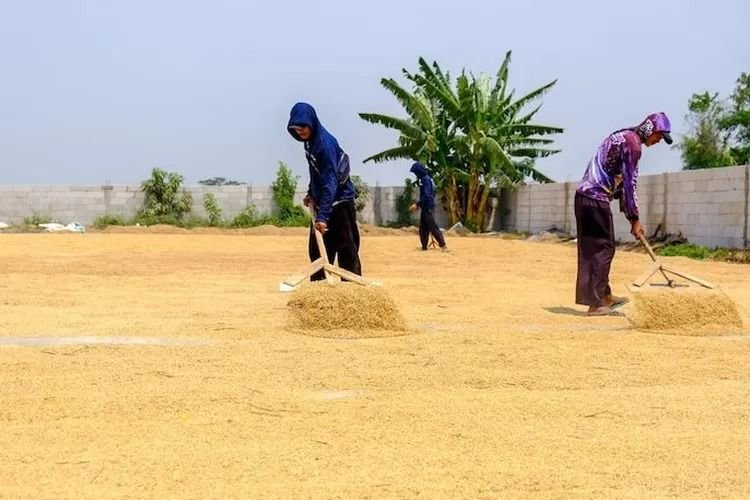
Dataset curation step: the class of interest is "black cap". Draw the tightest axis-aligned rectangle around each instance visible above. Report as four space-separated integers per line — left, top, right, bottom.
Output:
662 132 673 145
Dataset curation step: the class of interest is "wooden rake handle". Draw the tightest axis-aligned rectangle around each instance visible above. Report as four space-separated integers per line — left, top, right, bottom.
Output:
310 205 337 286
633 232 715 289
638 234 659 262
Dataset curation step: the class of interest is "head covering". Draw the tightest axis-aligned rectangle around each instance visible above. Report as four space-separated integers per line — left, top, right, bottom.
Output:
410 162 428 178
636 112 672 144
287 102 323 142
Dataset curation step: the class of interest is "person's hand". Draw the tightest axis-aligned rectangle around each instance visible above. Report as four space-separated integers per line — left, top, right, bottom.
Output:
409 203 418 213
303 194 313 207
630 220 645 240
314 221 328 234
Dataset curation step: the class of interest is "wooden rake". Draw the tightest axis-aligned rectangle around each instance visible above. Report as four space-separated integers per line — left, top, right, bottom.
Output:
631 235 714 289
278 207 374 292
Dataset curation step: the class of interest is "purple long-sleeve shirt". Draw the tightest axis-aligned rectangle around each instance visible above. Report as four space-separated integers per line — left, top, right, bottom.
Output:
577 129 642 221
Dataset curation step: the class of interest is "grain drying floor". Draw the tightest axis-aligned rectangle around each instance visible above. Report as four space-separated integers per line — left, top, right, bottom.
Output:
1 229 749 499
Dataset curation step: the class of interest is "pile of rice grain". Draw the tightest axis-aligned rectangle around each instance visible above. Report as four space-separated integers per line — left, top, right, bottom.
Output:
630 288 743 335
287 282 408 338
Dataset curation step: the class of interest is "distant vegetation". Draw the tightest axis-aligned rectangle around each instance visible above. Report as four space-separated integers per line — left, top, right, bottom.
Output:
679 72 750 169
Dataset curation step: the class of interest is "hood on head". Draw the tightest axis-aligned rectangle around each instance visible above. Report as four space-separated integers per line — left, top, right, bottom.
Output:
287 102 321 142
637 112 673 144
410 162 428 178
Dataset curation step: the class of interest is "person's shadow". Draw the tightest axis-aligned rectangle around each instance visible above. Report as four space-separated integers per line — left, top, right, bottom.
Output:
544 306 624 318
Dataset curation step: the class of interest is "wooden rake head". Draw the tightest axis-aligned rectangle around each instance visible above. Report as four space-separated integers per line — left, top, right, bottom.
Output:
278 207 377 292
631 235 714 290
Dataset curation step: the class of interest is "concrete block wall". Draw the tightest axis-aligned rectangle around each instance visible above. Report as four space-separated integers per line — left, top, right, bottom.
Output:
502 164 750 249
2 165 748 248
499 189 518 230
564 182 578 235
0 185 107 223
523 182 569 234
182 186 310 221
104 186 145 219
611 173 667 242
359 185 448 228
0 184 440 228
663 166 747 248
186 186 249 220
506 182 573 234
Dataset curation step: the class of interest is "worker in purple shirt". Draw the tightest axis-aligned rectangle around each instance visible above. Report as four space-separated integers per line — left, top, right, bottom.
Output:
575 112 673 316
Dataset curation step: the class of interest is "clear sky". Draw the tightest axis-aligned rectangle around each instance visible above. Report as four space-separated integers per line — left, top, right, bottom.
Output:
1 0 748 186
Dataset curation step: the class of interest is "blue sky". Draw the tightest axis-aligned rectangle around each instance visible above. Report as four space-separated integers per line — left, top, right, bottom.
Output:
1 0 748 186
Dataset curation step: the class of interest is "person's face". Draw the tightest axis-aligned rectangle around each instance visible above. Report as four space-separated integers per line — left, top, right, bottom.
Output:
644 131 663 147
292 126 312 141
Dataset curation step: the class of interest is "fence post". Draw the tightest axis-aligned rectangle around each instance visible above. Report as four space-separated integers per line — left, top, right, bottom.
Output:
744 166 749 249
661 172 669 234
563 182 571 234
526 186 532 233
102 184 113 216
373 182 382 226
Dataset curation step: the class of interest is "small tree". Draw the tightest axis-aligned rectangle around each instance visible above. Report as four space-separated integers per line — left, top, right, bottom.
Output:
202 193 222 226
351 175 370 214
679 92 735 169
721 72 750 165
678 73 750 169
271 162 309 226
394 178 417 227
139 168 192 219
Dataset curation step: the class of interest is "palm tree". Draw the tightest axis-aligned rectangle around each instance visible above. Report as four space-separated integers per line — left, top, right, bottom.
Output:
360 52 563 231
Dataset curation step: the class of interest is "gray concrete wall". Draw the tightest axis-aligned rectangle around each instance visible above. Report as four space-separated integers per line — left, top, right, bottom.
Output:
0 185 111 224
502 164 750 249
2 165 748 248
0 184 433 228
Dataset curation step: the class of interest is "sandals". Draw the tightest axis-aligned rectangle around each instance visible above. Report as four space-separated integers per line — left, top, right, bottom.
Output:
609 296 630 310
587 306 614 316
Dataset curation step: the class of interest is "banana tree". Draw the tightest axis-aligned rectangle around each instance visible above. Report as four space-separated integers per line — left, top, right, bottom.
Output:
360 52 563 230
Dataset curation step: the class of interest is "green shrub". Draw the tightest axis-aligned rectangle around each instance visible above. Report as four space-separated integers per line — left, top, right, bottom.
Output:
269 161 310 227
392 178 416 227
271 162 300 219
231 205 259 227
93 214 128 229
139 168 192 219
202 193 223 226
23 212 54 226
655 243 750 263
351 175 370 214
657 243 711 260
132 213 182 227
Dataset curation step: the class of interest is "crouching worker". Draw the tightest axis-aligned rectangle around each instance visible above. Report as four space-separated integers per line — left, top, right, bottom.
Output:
409 162 447 252
287 102 362 281
575 112 673 316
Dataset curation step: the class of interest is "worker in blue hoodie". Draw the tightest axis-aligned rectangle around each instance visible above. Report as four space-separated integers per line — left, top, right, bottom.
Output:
409 162 448 251
287 102 362 280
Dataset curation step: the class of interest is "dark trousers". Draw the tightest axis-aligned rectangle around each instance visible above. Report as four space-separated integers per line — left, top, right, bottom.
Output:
309 200 362 281
419 209 446 249
575 193 615 307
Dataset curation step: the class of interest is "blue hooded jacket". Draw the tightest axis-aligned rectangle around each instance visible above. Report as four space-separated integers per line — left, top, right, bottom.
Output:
410 162 436 210
287 102 356 223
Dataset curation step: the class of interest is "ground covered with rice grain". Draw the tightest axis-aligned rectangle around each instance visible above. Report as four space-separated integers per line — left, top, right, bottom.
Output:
1 232 749 499
630 287 743 334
